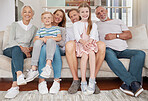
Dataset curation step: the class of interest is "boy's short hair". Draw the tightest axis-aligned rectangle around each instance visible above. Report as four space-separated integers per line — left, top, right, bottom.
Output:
67 8 79 18
41 12 53 19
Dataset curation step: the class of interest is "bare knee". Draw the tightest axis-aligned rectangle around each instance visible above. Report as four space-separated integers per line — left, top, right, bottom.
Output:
97 41 106 52
65 40 76 54
88 50 95 56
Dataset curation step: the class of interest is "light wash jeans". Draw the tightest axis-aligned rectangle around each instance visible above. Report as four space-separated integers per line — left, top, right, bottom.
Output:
38 44 62 79
105 47 145 86
31 39 56 66
3 46 27 81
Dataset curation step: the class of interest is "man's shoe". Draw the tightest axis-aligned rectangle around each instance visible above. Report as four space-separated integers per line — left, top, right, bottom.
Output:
17 74 27 85
5 87 19 99
68 80 80 94
26 69 39 82
38 81 48 94
130 81 144 97
94 84 100 94
119 83 134 96
49 79 61 94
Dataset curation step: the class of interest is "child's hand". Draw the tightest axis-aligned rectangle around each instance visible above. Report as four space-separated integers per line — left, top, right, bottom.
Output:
83 39 93 50
41 37 47 43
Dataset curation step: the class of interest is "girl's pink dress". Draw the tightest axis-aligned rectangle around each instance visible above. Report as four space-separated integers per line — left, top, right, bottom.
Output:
75 25 98 57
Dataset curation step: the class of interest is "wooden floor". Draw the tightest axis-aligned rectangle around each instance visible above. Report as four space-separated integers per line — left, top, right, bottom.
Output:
0 77 148 91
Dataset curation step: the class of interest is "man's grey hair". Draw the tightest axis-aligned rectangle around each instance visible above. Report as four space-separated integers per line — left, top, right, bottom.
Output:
21 5 34 15
95 6 106 14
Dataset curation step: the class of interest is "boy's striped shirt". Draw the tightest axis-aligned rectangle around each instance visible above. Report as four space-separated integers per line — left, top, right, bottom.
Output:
36 26 61 38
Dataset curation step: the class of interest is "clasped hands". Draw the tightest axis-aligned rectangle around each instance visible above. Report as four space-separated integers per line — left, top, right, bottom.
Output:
80 39 93 51
20 46 32 58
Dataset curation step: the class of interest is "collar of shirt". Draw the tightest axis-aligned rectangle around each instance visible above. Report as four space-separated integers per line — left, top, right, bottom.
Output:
18 20 33 31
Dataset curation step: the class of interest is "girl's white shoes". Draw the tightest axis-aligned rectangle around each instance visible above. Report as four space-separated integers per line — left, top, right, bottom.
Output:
5 87 19 99
81 78 96 95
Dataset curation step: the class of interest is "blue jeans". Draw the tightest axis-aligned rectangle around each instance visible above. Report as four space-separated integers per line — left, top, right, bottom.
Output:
105 47 145 86
38 44 62 79
3 46 27 81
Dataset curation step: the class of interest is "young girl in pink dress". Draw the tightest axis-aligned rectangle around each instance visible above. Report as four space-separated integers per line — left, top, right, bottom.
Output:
73 3 99 95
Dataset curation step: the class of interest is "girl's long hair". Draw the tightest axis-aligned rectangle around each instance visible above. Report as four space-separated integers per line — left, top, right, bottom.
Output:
78 2 92 35
53 9 66 27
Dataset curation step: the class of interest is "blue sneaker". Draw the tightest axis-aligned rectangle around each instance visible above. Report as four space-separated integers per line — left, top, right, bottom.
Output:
130 81 144 97
119 83 134 96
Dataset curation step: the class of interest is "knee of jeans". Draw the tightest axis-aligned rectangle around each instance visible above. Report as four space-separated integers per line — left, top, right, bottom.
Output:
137 51 146 58
12 46 21 51
34 40 43 47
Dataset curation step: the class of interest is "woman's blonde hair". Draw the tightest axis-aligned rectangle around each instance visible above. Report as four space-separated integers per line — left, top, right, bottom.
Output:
53 9 66 27
78 2 92 35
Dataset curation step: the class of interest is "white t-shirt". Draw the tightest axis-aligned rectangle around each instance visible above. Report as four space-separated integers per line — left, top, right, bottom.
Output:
73 21 99 42
96 19 129 51
18 20 32 31
65 25 75 43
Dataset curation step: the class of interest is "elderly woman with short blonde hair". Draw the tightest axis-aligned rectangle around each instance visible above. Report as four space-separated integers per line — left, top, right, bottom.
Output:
3 5 37 99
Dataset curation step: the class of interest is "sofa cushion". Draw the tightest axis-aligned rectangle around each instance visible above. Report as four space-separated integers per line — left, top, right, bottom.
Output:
127 24 148 49
142 49 148 69
0 55 31 72
2 26 10 50
0 31 4 55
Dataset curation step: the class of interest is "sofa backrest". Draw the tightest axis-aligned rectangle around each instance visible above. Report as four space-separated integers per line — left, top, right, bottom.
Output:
0 31 4 55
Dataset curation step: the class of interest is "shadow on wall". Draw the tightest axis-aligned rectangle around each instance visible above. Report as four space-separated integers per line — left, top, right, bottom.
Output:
15 0 24 21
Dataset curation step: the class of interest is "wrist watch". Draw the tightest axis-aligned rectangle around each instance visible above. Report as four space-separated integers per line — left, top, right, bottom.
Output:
116 34 120 38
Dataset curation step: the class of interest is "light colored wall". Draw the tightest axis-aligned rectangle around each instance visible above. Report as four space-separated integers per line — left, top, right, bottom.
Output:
0 0 15 31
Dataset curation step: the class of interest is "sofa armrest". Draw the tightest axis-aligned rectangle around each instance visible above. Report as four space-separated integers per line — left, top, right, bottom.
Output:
0 31 4 55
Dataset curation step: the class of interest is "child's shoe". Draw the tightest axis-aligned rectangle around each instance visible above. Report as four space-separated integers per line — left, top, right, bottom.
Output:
87 78 96 95
81 81 88 95
40 65 52 78
17 74 27 85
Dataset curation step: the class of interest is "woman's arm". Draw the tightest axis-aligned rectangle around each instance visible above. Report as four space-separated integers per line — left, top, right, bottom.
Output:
9 22 19 46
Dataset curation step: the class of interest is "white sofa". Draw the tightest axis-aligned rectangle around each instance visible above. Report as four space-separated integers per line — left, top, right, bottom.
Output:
0 24 148 78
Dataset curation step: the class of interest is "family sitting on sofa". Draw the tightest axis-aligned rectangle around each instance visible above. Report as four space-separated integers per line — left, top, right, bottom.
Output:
3 3 145 99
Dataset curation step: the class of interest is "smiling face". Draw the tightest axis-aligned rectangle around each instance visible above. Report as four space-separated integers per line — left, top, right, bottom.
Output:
95 7 108 22
79 7 89 21
54 11 63 25
69 10 80 23
21 6 34 22
41 13 53 26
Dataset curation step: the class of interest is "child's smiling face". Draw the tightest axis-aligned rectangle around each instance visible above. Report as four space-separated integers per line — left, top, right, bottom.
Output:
79 7 89 21
42 13 53 26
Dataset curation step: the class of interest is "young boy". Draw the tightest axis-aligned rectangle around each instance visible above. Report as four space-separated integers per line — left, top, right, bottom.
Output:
26 12 62 82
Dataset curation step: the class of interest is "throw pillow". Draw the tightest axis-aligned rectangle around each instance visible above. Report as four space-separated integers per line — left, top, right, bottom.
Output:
2 26 10 50
127 24 148 49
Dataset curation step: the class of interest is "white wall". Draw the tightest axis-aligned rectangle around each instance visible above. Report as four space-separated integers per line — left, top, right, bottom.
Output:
0 0 15 31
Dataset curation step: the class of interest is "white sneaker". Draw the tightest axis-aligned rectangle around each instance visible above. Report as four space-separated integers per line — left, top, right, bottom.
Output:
81 81 88 95
87 78 96 95
49 79 61 94
40 65 52 78
26 69 39 82
5 87 19 99
17 74 27 85
38 81 48 94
